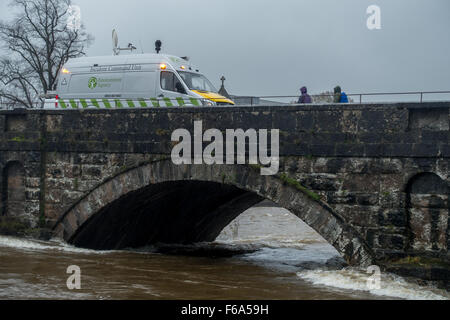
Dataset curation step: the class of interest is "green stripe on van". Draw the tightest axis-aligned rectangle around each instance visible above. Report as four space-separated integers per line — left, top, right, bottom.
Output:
190 98 200 106
138 99 148 107
163 98 173 107
91 99 100 108
69 99 78 109
59 100 68 109
176 97 185 106
58 98 203 109
127 100 135 108
80 99 88 108
102 99 112 109
150 98 159 107
114 99 123 108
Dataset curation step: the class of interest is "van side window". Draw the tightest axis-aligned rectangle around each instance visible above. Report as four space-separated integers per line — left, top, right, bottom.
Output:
161 71 175 91
161 71 186 93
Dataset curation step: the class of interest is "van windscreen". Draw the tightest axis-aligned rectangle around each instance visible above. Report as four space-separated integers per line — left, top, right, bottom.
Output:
178 72 217 93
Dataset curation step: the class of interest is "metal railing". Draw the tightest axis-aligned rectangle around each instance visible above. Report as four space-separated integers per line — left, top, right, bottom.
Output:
349 90 450 104
252 90 450 105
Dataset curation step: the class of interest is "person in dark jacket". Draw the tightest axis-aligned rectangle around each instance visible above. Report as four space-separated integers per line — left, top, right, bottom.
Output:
298 86 312 104
334 86 349 103
334 86 342 103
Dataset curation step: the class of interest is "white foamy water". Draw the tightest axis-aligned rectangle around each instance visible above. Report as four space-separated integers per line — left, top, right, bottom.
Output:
0 236 112 254
1 206 449 300
219 207 450 300
297 268 450 300
0 277 94 300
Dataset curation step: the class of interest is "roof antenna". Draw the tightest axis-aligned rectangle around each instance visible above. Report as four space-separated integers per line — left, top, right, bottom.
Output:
155 40 162 54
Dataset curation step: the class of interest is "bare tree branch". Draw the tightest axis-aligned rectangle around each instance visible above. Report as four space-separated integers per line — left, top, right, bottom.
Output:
0 0 93 108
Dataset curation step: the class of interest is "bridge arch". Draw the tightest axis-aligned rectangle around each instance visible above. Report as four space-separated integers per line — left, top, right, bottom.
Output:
53 160 374 266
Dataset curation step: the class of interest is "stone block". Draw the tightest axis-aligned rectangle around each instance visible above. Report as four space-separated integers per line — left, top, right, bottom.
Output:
378 209 407 228
342 174 379 193
82 165 103 178
377 233 406 250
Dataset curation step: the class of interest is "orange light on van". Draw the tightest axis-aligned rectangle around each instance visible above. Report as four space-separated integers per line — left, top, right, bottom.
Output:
61 68 70 74
180 65 186 70
160 64 167 70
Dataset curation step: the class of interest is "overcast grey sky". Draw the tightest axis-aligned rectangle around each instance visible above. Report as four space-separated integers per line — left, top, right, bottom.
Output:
1 0 449 97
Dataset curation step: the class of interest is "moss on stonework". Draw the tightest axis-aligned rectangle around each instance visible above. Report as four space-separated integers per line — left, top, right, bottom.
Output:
390 256 450 269
39 136 47 146
221 173 227 184
248 164 263 171
11 136 26 143
247 164 321 202
156 129 171 136
0 217 52 240
385 225 396 232
0 216 29 235
279 173 321 201
38 211 46 228
221 173 237 185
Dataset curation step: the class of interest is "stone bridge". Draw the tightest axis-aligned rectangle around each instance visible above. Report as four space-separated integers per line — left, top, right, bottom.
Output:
0 103 449 268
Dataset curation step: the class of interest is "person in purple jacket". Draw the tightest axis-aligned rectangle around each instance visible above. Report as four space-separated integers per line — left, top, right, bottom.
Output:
298 86 312 104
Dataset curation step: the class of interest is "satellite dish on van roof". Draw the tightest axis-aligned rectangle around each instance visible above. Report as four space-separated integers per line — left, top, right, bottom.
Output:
112 29 119 55
112 29 136 55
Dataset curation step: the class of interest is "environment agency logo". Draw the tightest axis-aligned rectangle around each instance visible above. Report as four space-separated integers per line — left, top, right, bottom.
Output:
88 77 97 89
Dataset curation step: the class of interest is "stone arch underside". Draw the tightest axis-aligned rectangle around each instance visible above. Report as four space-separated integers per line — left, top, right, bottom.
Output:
53 160 374 266
67 180 264 250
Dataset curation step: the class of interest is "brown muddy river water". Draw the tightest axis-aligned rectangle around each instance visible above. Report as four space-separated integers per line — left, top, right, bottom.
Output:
0 207 449 300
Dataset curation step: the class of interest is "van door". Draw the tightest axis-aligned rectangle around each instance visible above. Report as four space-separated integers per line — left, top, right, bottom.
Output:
157 70 190 105
123 71 157 99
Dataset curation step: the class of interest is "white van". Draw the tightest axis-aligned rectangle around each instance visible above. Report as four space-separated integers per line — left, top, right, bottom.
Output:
44 53 234 109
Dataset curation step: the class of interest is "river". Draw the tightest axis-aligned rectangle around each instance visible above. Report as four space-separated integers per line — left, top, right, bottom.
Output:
0 207 449 300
